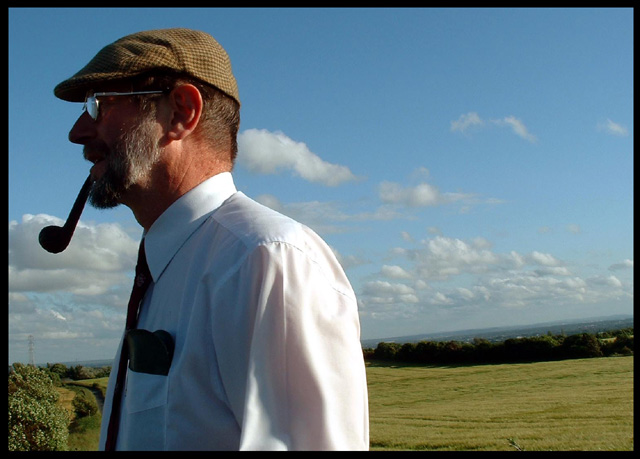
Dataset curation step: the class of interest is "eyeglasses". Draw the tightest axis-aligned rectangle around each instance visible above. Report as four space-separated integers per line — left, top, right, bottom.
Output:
83 90 166 120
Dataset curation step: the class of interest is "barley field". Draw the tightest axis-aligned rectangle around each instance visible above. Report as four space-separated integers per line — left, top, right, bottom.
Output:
366 356 633 451
58 357 633 451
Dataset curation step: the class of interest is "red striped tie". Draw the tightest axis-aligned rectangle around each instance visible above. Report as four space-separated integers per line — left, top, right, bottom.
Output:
104 239 152 451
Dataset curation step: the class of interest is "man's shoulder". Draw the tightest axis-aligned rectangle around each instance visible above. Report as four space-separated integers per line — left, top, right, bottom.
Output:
211 191 309 249
204 191 353 297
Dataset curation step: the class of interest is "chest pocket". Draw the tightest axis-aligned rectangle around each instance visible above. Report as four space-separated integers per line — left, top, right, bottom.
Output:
123 328 173 413
125 370 169 414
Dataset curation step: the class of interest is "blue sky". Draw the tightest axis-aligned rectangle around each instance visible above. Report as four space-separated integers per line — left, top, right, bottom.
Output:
9 8 633 364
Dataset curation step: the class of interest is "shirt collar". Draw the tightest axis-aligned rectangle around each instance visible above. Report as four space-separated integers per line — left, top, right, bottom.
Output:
143 172 237 282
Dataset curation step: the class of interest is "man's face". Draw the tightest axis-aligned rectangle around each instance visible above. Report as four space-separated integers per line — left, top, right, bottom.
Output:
69 90 163 209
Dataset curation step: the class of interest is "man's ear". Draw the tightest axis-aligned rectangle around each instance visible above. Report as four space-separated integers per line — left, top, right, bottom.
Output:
166 84 203 141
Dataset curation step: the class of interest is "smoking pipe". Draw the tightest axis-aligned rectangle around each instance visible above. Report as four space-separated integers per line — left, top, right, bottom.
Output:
39 175 94 253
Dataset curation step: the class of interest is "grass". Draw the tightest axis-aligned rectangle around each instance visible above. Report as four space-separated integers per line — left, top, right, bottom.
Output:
56 384 101 450
58 377 109 451
67 413 102 451
56 358 633 451
366 356 634 451
55 386 77 421
69 377 109 398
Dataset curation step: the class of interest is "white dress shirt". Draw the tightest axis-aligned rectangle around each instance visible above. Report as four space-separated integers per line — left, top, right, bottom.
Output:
98 172 369 450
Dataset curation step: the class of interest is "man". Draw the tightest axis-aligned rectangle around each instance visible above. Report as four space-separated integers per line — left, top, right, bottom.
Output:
53 28 369 450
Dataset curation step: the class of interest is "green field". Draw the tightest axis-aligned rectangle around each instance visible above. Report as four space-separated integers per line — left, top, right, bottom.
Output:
69 377 109 397
63 378 108 451
60 357 633 451
367 356 633 451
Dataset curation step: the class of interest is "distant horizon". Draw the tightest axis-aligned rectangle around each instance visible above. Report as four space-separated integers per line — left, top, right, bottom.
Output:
365 313 634 343
14 313 633 367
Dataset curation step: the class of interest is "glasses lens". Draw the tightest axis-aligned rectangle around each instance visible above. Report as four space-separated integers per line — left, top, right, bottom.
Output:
86 96 99 120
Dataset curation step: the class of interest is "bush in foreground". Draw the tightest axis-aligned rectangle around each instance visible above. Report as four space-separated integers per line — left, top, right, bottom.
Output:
8 363 70 451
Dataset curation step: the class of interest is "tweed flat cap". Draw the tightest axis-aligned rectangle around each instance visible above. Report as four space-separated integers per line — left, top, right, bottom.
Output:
54 28 239 105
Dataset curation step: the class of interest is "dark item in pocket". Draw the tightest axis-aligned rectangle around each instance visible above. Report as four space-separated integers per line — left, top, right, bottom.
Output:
126 329 175 375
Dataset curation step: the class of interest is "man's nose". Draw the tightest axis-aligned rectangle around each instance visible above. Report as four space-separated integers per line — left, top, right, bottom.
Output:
68 111 96 145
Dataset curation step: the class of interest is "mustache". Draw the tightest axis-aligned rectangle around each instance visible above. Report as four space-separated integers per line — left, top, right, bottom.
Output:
83 141 110 164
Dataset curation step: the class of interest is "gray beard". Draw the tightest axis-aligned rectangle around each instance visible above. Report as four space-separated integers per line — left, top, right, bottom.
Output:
89 118 161 209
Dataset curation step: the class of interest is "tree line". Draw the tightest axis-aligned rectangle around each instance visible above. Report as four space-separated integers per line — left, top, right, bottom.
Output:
45 362 111 382
363 328 633 365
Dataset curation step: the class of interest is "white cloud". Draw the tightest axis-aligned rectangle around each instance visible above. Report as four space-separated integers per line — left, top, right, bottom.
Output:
9 214 139 295
394 237 567 282
534 266 572 277
357 228 632 332
597 119 628 137
491 116 538 143
9 214 138 273
400 231 414 242
378 181 476 208
430 291 453 305
50 310 67 321
450 112 484 134
481 273 591 307
380 264 413 279
255 195 352 235
508 250 526 268
237 128 359 186
415 236 500 278
254 194 408 235
9 214 141 363
363 280 415 296
604 275 623 288
379 181 440 207
255 170 501 235
451 112 537 143
361 280 419 306
609 259 633 271
528 251 562 267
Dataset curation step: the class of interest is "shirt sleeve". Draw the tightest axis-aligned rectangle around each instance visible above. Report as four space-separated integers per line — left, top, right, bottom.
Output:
212 239 369 450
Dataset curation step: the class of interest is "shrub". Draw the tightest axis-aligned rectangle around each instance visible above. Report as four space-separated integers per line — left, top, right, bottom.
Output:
374 342 401 360
46 363 69 380
560 333 603 359
72 388 99 418
397 342 417 362
8 363 70 451
601 335 634 356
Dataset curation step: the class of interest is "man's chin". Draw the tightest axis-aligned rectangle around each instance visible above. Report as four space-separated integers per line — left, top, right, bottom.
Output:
89 196 120 210
88 181 122 209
